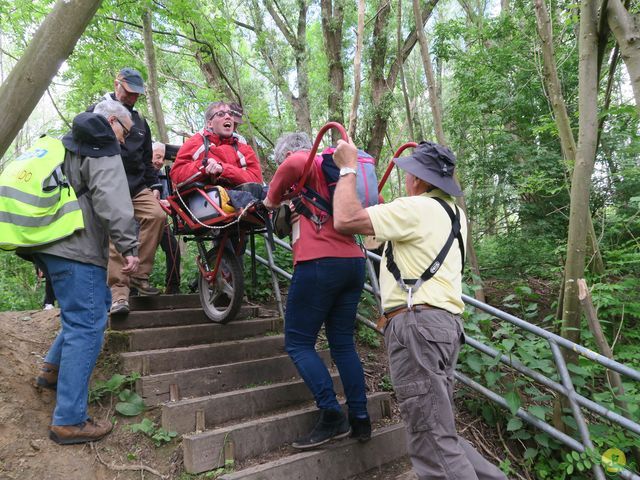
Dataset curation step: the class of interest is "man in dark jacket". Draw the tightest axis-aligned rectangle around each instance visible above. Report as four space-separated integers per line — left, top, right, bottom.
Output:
32 111 139 444
89 68 166 314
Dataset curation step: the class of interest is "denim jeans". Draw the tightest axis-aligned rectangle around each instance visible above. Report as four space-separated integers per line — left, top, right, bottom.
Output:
285 257 368 417
34 253 111 426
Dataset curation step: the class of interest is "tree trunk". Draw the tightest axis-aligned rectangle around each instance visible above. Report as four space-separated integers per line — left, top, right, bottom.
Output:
534 0 605 277
413 0 445 144
259 0 312 135
412 0 485 302
398 0 415 140
607 0 640 114
561 0 600 364
347 0 365 139
142 8 169 143
321 0 345 143
365 0 439 160
0 0 102 158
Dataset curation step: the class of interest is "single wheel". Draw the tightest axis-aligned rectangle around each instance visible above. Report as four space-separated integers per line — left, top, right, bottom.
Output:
198 247 244 323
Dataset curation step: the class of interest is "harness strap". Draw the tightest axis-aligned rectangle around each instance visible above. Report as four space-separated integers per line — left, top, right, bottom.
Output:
385 197 465 304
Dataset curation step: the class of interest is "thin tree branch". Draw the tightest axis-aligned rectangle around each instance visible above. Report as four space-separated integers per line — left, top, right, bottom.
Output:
46 88 71 129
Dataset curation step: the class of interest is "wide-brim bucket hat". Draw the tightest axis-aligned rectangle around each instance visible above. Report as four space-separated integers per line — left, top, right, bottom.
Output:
61 112 121 157
394 141 463 197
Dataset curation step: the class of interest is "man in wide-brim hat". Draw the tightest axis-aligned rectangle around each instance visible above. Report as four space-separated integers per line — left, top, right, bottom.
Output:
332 139 507 480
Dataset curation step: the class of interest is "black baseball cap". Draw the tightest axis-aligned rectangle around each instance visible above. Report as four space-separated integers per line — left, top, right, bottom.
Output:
117 67 145 94
394 141 463 197
61 112 121 157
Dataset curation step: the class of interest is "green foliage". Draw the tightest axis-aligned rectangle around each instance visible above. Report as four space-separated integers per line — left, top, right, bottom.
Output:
378 374 393 392
128 418 177 447
0 254 45 311
357 322 381 349
115 389 146 416
459 295 640 479
89 372 141 404
242 236 292 301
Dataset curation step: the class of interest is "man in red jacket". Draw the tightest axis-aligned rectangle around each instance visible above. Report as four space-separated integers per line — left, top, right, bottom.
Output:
170 101 263 187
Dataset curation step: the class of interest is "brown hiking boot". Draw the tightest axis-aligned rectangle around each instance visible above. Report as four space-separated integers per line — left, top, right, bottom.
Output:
35 362 58 390
129 277 160 296
49 418 113 445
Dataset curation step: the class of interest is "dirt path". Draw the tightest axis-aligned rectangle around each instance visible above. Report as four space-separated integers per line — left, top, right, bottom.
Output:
0 309 178 480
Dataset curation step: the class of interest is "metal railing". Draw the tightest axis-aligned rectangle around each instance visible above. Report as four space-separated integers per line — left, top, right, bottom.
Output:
250 234 640 480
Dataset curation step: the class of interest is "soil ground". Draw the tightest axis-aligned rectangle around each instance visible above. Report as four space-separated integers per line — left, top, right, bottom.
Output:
0 309 180 480
0 307 524 480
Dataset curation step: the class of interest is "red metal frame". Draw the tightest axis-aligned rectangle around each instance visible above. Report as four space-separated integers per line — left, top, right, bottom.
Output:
197 229 229 284
377 142 418 193
165 185 237 234
282 121 348 200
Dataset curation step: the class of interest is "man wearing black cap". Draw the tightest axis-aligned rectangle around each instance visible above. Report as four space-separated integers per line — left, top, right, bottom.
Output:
31 111 139 444
90 67 166 314
332 140 506 480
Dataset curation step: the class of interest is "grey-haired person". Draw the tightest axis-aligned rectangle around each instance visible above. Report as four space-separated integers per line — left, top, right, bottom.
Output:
332 139 506 480
31 111 139 444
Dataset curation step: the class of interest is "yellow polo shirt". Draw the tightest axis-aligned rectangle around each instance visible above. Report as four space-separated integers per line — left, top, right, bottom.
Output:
366 191 467 314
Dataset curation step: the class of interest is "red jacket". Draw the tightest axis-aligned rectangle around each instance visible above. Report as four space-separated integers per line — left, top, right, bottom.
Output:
170 130 263 186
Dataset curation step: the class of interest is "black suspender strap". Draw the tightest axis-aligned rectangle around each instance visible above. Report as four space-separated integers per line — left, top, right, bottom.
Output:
385 197 465 306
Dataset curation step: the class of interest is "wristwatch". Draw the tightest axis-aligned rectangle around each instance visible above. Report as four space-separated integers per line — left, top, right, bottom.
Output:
339 167 357 177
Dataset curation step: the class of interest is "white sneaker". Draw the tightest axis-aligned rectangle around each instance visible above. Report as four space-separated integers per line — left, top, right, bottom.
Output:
43 304 55 311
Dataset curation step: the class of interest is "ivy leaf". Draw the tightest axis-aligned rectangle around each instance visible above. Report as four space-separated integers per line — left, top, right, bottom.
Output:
502 338 515 352
529 405 547 420
506 417 523 431
535 433 550 448
504 390 521 415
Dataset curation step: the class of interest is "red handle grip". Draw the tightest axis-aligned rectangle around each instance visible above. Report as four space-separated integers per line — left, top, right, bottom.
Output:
377 142 418 193
283 122 348 199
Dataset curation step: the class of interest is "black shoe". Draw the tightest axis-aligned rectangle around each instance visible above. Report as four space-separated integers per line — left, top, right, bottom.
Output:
292 409 351 450
349 413 371 442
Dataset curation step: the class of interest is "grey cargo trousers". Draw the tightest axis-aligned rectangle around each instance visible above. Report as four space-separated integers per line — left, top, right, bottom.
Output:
385 308 507 480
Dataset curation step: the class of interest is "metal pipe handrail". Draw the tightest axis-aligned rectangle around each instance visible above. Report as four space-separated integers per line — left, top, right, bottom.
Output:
249 236 640 479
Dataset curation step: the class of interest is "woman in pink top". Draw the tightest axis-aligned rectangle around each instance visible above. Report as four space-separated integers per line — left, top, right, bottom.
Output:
264 133 371 449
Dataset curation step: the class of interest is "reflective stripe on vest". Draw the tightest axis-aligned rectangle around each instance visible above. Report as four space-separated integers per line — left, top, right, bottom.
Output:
0 135 85 250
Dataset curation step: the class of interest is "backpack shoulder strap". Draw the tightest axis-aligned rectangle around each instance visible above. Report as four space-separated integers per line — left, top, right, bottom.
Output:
200 132 210 166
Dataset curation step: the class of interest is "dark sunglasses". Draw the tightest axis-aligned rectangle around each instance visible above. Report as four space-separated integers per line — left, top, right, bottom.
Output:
115 117 130 138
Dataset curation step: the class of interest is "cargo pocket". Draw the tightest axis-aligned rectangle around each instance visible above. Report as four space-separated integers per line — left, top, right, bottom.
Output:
395 379 435 432
415 325 455 373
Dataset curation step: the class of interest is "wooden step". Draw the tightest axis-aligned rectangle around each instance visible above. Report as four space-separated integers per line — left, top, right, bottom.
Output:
217 423 407 480
128 294 201 311
138 351 331 405
121 318 280 352
183 392 393 474
109 305 260 330
162 373 343 434
121 335 286 375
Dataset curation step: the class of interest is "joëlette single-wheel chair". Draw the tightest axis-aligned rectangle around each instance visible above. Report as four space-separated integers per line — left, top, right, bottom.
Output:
161 169 268 324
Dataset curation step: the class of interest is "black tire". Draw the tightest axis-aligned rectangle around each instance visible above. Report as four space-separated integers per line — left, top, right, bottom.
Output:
198 248 244 323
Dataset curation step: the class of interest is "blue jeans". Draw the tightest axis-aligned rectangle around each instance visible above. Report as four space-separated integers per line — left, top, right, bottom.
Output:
285 257 368 417
34 253 111 426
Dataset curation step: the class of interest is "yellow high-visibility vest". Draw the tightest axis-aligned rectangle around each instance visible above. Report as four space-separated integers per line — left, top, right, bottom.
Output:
0 135 85 250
